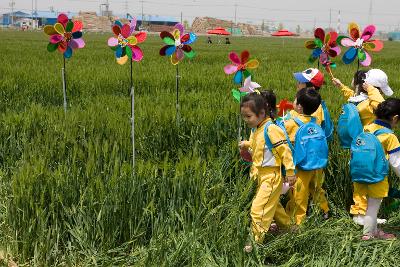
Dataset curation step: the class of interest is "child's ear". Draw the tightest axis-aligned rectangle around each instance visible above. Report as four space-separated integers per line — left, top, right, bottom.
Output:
393 115 399 124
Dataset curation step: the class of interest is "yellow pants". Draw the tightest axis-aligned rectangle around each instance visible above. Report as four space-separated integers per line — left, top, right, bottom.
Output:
353 177 389 199
350 182 368 215
251 167 284 243
286 169 329 225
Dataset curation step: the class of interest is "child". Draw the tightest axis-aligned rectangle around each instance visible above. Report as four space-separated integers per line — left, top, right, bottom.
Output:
239 91 296 251
291 68 331 218
284 88 329 224
356 98 400 240
332 69 392 225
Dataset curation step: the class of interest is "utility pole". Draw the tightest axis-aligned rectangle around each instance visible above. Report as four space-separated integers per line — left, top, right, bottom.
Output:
368 0 373 24
140 0 144 28
329 8 332 30
9 0 15 26
34 0 37 28
31 0 34 28
337 10 341 34
234 3 237 25
125 0 128 17
180 11 182 24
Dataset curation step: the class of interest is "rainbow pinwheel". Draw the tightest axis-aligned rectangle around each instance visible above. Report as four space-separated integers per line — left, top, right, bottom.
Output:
108 18 147 65
44 13 85 58
159 23 197 65
224 50 259 84
338 23 384 67
305 28 341 66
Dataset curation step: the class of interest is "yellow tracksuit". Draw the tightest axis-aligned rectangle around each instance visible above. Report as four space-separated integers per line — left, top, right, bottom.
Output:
283 114 330 225
353 122 400 198
340 85 385 215
242 118 295 243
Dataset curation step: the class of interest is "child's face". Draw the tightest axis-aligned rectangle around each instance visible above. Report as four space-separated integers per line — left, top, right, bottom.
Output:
296 82 307 91
241 106 265 128
294 100 303 114
391 115 399 129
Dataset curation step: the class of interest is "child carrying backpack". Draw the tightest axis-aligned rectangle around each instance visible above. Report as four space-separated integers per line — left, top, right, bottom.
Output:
332 69 391 225
350 99 400 240
283 88 329 224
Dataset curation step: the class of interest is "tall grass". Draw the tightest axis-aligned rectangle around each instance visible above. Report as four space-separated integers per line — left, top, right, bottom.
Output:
0 31 399 265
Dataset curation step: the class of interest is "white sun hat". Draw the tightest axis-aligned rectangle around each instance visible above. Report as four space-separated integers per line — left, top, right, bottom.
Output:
365 69 393 96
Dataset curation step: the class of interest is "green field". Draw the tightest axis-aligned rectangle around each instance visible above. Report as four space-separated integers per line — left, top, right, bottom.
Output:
1 30 400 266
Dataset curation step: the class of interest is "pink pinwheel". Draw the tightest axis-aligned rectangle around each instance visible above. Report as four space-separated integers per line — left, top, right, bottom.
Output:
338 23 384 67
44 13 85 58
108 18 147 65
224 50 259 84
305 28 341 65
159 23 197 65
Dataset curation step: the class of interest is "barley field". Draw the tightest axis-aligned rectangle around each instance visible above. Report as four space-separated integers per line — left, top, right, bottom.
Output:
0 30 400 266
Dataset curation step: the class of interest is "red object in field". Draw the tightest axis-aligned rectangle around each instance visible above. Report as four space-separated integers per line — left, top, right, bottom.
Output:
277 99 294 116
240 149 253 162
271 29 295 36
207 27 231 35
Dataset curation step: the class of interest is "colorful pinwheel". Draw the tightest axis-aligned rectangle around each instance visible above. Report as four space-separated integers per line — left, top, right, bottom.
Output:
44 13 85 58
108 18 147 65
305 28 341 65
277 99 294 117
159 23 197 65
338 23 384 67
231 76 261 102
224 50 259 84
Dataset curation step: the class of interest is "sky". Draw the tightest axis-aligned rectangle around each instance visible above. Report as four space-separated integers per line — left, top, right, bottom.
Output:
2 0 400 31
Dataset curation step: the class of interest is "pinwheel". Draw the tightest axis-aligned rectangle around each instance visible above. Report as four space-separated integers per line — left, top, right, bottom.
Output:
277 99 294 117
231 76 261 102
224 50 259 84
338 23 384 68
108 18 146 65
107 17 147 171
44 13 85 113
305 28 340 78
159 23 197 125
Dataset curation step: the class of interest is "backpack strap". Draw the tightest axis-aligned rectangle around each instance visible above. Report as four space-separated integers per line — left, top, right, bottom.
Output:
263 121 274 150
374 128 393 136
293 117 304 126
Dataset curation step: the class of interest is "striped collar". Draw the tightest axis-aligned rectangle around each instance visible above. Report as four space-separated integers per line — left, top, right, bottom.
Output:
375 119 392 129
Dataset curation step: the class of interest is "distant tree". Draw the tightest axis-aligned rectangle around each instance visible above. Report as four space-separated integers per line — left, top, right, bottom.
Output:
261 20 265 32
183 20 190 30
278 23 284 30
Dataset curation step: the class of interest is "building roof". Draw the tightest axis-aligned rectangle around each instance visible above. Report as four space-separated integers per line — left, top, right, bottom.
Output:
2 10 78 19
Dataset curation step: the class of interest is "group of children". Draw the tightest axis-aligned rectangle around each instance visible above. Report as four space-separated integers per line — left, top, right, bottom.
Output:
238 67 400 252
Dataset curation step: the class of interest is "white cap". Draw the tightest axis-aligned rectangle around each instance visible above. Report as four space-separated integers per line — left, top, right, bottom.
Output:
365 69 393 96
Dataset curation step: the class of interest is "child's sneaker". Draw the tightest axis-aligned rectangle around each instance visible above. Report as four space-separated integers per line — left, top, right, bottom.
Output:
269 222 279 233
375 230 396 240
323 213 329 220
243 244 253 253
377 218 387 224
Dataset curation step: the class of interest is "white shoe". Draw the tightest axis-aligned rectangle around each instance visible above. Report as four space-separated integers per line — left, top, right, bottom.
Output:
243 244 253 253
353 215 365 225
377 218 387 224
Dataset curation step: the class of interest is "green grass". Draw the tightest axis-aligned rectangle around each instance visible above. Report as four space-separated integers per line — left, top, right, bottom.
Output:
0 30 400 266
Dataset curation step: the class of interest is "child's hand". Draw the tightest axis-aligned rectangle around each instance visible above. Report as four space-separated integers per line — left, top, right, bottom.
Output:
286 175 297 187
331 78 343 88
239 141 247 150
362 82 371 92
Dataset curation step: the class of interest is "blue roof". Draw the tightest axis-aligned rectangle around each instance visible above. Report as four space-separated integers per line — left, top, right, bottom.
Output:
130 15 179 23
2 10 78 19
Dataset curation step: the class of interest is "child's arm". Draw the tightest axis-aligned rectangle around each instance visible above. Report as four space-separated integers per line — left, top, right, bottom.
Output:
363 83 385 109
384 133 400 177
239 131 254 150
389 150 400 177
331 78 354 101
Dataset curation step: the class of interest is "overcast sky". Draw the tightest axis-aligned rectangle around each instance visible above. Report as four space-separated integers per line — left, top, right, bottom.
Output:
3 0 400 31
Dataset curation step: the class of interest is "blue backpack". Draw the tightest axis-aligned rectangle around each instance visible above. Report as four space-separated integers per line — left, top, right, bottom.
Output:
350 128 392 184
337 103 363 148
293 117 328 171
321 101 334 142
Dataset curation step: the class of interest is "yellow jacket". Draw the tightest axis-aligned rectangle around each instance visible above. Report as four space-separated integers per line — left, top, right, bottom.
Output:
282 114 314 143
288 105 323 125
340 85 384 126
242 118 295 176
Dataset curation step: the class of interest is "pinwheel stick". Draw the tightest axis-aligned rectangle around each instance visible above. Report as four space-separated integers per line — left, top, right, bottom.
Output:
61 57 67 113
130 60 135 171
325 65 335 79
176 64 180 126
238 81 243 144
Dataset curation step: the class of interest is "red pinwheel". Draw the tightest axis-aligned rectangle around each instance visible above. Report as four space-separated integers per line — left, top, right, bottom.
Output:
277 99 294 117
224 50 259 84
108 18 147 65
338 23 384 67
305 28 341 65
44 13 85 58
159 23 197 65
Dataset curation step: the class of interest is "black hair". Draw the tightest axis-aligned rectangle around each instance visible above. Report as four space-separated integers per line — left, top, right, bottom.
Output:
375 98 400 121
353 70 368 95
296 87 321 115
240 90 277 119
305 82 320 91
